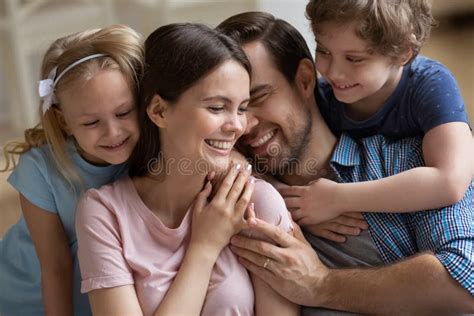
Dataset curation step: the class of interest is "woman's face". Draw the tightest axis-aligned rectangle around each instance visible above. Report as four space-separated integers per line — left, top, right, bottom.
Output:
157 59 250 174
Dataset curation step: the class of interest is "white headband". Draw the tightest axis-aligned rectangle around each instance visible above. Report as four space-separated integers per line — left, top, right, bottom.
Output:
38 53 107 114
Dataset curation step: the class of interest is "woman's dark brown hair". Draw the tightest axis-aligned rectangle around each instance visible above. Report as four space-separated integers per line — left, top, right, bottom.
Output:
128 23 251 177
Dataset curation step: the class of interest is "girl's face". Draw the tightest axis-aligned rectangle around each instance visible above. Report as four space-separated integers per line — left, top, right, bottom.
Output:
315 21 403 112
59 69 139 165
156 60 250 173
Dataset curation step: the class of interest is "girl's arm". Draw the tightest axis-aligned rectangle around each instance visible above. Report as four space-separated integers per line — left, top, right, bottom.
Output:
20 194 74 316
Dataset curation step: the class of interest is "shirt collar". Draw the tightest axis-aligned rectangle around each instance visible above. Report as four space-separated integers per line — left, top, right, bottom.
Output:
330 134 362 168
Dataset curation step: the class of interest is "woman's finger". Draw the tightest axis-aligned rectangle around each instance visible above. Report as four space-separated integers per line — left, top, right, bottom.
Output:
193 181 212 214
212 163 241 202
235 179 255 230
227 165 252 204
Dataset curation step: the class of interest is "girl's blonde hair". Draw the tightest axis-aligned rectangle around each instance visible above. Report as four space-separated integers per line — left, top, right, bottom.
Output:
2 24 144 185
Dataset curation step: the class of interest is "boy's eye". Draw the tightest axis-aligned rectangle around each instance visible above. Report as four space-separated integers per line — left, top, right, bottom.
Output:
347 56 364 63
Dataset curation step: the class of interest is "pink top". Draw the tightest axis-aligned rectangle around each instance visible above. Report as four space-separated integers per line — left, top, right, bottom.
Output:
76 176 291 316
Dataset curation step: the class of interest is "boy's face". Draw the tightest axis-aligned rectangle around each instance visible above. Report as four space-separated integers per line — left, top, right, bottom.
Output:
315 21 403 116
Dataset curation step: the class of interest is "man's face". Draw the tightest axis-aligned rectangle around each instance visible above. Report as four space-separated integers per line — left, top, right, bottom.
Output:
237 41 312 175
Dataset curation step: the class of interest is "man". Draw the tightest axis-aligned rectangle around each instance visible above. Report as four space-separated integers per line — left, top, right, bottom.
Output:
217 12 474 315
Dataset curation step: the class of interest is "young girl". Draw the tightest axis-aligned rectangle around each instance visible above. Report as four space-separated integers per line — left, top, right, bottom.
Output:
281 0 473 224
75 23 298 316
0 25 144 316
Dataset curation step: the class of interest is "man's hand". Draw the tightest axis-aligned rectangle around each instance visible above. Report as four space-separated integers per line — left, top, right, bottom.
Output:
229 218 328 306
305 212 368 243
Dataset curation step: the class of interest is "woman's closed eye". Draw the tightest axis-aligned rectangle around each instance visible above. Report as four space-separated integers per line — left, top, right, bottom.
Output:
208 105 225 113
238 105 248 114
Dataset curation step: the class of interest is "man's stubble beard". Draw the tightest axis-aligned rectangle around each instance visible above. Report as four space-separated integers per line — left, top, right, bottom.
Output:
245 104 313 178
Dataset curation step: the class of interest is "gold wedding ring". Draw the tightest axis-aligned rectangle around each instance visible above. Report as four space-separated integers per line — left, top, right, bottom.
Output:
263 257 270 269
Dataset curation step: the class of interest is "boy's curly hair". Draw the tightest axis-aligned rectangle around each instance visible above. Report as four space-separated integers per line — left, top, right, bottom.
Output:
306 0 437 61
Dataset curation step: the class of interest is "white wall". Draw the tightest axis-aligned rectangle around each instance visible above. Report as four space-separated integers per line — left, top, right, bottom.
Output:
257 0 315 59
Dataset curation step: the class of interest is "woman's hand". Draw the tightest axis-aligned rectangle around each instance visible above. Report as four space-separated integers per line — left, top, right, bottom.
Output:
190 163 255 254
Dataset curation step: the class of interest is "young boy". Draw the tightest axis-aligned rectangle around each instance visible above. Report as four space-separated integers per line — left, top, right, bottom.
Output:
287 0 473 224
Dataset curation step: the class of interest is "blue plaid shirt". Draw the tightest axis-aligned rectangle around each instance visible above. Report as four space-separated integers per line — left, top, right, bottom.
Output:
330 134 474 295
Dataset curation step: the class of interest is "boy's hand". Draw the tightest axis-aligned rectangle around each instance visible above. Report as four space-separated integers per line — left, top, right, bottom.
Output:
278 178 347 226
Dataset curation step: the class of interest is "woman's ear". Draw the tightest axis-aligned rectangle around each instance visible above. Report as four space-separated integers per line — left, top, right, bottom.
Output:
147 94 169 128
295 58 316 99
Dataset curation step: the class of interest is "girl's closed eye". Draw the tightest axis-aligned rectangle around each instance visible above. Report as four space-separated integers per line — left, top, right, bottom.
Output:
82 120 99 127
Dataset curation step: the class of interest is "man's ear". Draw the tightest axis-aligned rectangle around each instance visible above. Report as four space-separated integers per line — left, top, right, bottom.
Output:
147 94 169 128
295 58 316 99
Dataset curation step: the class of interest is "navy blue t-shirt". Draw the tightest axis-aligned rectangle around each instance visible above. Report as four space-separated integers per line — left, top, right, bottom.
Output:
316 55 470 139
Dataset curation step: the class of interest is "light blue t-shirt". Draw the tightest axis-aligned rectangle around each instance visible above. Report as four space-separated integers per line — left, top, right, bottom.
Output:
0 140 127 316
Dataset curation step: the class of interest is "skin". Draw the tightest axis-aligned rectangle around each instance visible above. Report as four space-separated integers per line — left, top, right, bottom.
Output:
22 68 140 315
87 60 298 316
288 21 474 224
59 69 139 166
231 40 474 314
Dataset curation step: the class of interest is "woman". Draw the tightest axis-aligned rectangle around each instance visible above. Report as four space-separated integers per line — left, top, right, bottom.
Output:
75 23 299 316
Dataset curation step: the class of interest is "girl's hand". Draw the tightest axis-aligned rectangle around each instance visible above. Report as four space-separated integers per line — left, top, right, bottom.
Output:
190 163 255 254
303 212 368 243
278 178 347 226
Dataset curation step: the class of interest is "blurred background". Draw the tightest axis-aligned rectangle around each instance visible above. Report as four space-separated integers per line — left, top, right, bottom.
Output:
1 0 473 236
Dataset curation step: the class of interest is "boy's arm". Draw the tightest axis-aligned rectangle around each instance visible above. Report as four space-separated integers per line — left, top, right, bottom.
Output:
337 122 472 213
21 194 74 316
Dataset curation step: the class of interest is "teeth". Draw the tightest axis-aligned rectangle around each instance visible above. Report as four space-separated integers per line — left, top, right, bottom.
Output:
104 139 126 148
250 130 275 147
206 140 233 150
336 83 356 89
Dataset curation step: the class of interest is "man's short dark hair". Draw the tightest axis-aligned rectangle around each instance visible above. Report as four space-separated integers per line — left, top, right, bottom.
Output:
217 11 314 83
